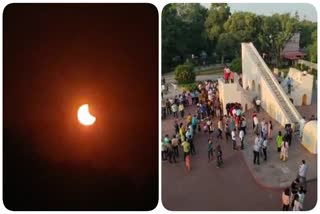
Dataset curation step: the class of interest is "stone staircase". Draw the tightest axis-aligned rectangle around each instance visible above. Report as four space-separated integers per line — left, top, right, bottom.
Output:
245 43 302 131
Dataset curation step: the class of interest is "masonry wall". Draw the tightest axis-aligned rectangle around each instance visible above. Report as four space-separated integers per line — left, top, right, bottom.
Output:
242 43 293 127
218 76 254 116
281 67 313 106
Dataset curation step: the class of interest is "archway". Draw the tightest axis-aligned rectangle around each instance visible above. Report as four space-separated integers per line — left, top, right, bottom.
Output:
302 94 307 105
251 80 255 91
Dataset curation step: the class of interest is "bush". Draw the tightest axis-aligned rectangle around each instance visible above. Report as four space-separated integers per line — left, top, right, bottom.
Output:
180 83 198 92
174 63 196 84
230 57 241 73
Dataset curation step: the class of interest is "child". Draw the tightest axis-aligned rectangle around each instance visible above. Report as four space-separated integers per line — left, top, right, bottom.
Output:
185 154 191 172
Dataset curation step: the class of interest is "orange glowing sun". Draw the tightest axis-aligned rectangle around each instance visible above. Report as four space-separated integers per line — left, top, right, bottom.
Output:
77 104 96 126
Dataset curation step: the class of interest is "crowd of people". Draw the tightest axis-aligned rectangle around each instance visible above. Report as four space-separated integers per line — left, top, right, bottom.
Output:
161 73 314 210
282 160 308 211
161 79 226 169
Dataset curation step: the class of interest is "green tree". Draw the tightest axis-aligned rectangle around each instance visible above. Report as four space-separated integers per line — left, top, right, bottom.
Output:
298 20 317 48
216 32 236 64
307 30 317 63
205 3 230 41
257 13 298 66
176 3 209 59
205 3 230 63
162 4 186 73
230 57 242 73
222 12 262 60
162 4 208 73
174 63 195 84
224 12 262 44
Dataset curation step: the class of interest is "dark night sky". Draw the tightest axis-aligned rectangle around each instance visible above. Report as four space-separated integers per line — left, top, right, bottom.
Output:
3 3 158 211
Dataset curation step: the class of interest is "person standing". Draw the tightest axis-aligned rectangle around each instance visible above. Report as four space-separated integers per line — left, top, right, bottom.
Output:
268 120 273 139
299 117 306 138
253 115 259 135
239 129 244 150
253 136 260 165
171 102 178 118
225 123 231 141
171 134 179 157
298 187 306 210
214 142 223 168
298 160 308 190
230 71 234 83
262 122 268 139
217 117 223 140
276 131 283 152
241 116 247 135
255 98 261 113
216 106 221 118
208 138 213 162
161 141 168 161
186 113 192 125
282 188 291 211
287 125 293 146
166 99 171 115
174 120 179 135
292 194 302 211
179 123 185 142
185 154 191 172
179 102 185 118
280 141 289 161
181 140 190 161
161 99 167 119
231 128 237 150
191 114 198 128
167 143 176 164
262 137 268 161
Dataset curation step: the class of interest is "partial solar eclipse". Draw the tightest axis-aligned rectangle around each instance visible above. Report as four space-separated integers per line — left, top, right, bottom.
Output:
77 104 96 126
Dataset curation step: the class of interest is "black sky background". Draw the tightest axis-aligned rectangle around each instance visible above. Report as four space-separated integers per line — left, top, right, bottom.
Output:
3 3 158 211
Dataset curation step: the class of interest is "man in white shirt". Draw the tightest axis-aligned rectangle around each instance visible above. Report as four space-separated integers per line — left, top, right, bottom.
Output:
253 135 260 165
239 129 244 150
255 99 261 112
298 160 308 190
299 117 306 138
253 116 259 135
231 128 237 150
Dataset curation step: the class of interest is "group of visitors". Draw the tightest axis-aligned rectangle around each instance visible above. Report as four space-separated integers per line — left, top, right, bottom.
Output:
161 79 226 170
282 160 308 211
223 65 235 83
274 124 294 162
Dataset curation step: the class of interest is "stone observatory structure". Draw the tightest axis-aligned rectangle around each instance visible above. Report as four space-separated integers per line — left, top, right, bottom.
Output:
241 42 302 130
301 121 317 154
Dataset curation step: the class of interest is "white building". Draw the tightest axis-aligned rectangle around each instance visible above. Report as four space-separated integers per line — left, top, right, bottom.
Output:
281 67 314 106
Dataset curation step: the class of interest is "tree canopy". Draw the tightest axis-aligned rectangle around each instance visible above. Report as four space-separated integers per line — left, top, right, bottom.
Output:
162 3 317 73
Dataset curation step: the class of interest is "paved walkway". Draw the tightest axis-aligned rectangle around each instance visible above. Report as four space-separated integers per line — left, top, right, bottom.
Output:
240 108 317 189
162 101 317 210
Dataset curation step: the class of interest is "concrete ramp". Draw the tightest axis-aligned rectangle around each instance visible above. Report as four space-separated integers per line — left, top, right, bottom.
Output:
242 43 302 130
